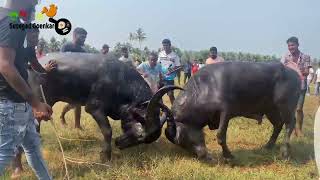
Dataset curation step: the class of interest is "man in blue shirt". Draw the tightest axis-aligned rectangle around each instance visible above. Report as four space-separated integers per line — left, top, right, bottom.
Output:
137 52 162 94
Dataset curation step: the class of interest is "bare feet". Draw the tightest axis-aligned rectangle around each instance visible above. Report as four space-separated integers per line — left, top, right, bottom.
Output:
294 129 304 137
11 167 23 179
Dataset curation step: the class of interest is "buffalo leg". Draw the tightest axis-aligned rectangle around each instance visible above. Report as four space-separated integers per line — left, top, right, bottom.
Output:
281 110 295 159
216 111 233 159
264 111 284 149
190 129 212 162
60 103 74 125
85 105 112 162
74 105 82 129
167 91 175 105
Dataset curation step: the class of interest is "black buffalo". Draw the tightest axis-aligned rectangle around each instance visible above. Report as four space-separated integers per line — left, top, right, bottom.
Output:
163 61 300 162
28 52 181 162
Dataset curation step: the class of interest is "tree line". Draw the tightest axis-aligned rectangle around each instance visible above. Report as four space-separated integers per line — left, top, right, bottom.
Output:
39 27 319 65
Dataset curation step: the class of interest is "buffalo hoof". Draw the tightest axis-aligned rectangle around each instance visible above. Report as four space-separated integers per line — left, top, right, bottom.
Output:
200 153 217 165
280 145 291 160
264 143 275 150
100 151 111 163
223 151 234 160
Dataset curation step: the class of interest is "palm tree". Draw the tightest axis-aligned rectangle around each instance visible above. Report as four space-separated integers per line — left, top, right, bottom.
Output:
129 32 136 45
128 28 147 61
135 28 146 51
49 37 61 52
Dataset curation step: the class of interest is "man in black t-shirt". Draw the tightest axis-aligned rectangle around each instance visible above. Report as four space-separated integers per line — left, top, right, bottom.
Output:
0 0 52 179
12 27 57 178
60 27 87 129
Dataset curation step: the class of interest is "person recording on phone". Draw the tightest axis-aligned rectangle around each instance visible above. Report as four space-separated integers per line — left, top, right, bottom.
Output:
158 39 181 105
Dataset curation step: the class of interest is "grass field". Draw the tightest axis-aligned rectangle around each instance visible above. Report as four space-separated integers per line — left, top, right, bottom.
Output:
2 81 320 180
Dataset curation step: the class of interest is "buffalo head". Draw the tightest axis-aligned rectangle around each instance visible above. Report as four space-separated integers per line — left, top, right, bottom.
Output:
115 85 183 149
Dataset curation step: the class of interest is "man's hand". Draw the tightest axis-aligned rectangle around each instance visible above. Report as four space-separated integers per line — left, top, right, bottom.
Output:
284 61 303 79
44 60 57 72
31 101 53 121
143 73 148 78
166 66 182 76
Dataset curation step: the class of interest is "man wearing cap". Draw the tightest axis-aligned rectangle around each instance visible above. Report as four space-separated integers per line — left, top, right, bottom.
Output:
205 46 224 65
158 39 181 104
0 0 53 179
281 36 312 137
101 44 109 55
60 27 87 130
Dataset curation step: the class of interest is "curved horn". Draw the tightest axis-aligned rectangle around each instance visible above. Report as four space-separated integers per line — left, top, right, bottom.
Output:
144 85 183 137
158 103 178 145
158 102 174 127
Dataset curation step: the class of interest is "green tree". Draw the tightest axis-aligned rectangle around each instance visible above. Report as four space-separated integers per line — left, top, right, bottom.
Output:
113 42 133 57
38 37 49 53
48 37 61 52
129 32 135 45
84 44 99 53
129 28 147 61
61 37 68 46
172 46 183 58
135 28 146 50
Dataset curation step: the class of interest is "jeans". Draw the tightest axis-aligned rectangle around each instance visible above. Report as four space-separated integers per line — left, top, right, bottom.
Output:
315 82 320 96
0 100 51 180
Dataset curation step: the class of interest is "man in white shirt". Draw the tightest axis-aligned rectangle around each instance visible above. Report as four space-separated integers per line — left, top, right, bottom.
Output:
158 39 181 104
306 67 314 95
314 62 320 96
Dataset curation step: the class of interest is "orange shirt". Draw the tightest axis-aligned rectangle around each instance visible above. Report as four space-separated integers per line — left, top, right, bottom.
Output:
205 56 224 65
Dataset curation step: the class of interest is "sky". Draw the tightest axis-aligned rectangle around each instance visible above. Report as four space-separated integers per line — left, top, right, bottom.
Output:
2 0 320 57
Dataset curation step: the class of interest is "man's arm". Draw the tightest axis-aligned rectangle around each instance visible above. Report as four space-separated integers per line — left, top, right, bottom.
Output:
0 47 39 106
302 56 312 76
136 63 148 77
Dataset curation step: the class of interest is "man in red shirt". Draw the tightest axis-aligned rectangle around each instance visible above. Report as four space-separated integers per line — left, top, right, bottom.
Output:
192 60 199 75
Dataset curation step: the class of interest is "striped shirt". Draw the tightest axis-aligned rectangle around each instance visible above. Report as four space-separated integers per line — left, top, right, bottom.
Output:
281 51 311 78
